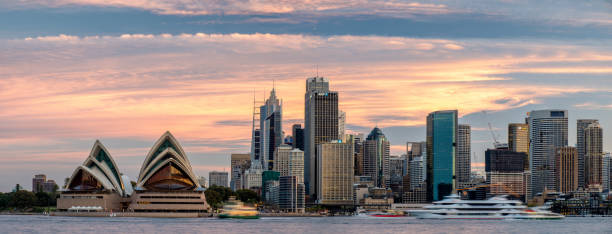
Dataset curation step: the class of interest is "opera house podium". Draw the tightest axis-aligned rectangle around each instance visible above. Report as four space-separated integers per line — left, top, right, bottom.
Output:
56 132 210 217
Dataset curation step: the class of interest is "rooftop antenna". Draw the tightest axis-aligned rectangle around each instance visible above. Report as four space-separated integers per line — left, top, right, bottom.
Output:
316 64 319 77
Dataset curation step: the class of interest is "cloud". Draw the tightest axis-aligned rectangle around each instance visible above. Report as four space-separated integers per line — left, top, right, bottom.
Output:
2 32 612 191
4 0 451 16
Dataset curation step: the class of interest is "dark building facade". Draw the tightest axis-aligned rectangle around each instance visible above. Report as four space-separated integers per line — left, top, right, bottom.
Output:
292 124 304 151
485 149 527 173
304 77 339 198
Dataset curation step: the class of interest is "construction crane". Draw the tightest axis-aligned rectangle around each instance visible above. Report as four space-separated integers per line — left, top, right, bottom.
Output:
482 111 508 149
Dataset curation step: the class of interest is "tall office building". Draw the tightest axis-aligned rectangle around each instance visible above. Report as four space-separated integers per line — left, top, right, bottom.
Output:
485 149 528 200
274 144 305 183
389 155 407 196
230 153 251 190
209 171 229 187
509 123 529 170
456 125 471 189
584 122 603 187
407 142 425 161
317 141 354 205
410 156 425 190
577 119 598 188
338 110 346 141
292 124 304 151
279 176 305 213
603 153 611 191
528 110 567 198
304 77 339 197
32 174 46 193
362 127 391 188
260 88 283 171
347 133 365 176
426 110 458 201
554 147 578 193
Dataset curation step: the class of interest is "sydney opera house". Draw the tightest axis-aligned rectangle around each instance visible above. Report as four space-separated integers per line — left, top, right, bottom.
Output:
57 132 210 216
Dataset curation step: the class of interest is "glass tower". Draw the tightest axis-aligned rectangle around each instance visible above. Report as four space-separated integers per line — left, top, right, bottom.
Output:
426 110 457 201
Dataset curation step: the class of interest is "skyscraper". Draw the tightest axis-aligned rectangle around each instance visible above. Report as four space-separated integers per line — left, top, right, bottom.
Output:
426 110 457 201
279 176 305 213
554 147 578 193
406 142 425 161
230 153 251 190
274 144 304 183
508 123 529 170
577 119 598 188
362 127 391 188
260 88 283 171
304 77 339 198
603 153 611 191
209 171 229 187
338 110 346 141
292 124 304 151
456 124 471 189
528 110 567 197
348 133 365 176
317 141 354 205
584 122 603 187
485 148 528 200
32 174 46 193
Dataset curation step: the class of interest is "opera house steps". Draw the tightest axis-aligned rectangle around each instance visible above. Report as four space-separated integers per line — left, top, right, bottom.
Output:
55 132 211 217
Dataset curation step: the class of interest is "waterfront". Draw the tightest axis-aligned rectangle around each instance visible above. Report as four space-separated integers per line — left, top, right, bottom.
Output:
1 215 609 234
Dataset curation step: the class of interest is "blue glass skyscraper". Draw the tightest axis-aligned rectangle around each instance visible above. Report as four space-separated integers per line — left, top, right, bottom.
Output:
426 110 457 201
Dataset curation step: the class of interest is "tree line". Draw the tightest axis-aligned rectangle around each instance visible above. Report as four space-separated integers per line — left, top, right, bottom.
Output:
204 185 260 210
0 185 58 212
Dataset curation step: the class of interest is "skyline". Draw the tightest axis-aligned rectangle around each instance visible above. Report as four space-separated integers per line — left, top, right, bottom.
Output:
2 1 612 192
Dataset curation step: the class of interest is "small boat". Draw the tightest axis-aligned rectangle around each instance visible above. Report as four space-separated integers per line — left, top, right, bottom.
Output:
218 196 259 219
410 194 564 220
355 208 404 217
369 210 405 217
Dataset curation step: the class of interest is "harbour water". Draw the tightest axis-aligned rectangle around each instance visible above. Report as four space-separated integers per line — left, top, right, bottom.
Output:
1 215 610 234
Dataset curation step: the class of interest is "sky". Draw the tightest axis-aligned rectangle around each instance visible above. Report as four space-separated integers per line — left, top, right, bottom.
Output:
1 0 612 192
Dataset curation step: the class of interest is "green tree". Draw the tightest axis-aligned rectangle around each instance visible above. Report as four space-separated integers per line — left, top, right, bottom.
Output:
35 192 53 207
0 193 9 210
205 185 236 209
235 189 260 203
9 190 36 209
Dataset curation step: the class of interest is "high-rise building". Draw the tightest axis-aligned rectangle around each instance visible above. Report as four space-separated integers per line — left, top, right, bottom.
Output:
389 155 406 198
338 110 346 141
32 174 46 193
527 110 567 198
485 149 528 200
508 123 529 169
230 153 251 190
197 176 208 188
347 133 365 176
362 127 391 188
584 122 603 187
407 142 425 161
242 162 263 190
209 171 229 187
274 144 304 183
577 119 598 188
304 77 339 198
603 153 611 191
317 141 354 205
260 88 283 171
262 171 280 204
292 124 304 151
426 110 457 201
410 156 425 190
456 124 471 189
279 176 305 213
554 147 578 193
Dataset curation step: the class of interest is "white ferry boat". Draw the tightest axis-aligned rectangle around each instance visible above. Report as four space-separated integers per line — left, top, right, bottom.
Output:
410 194 563 220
